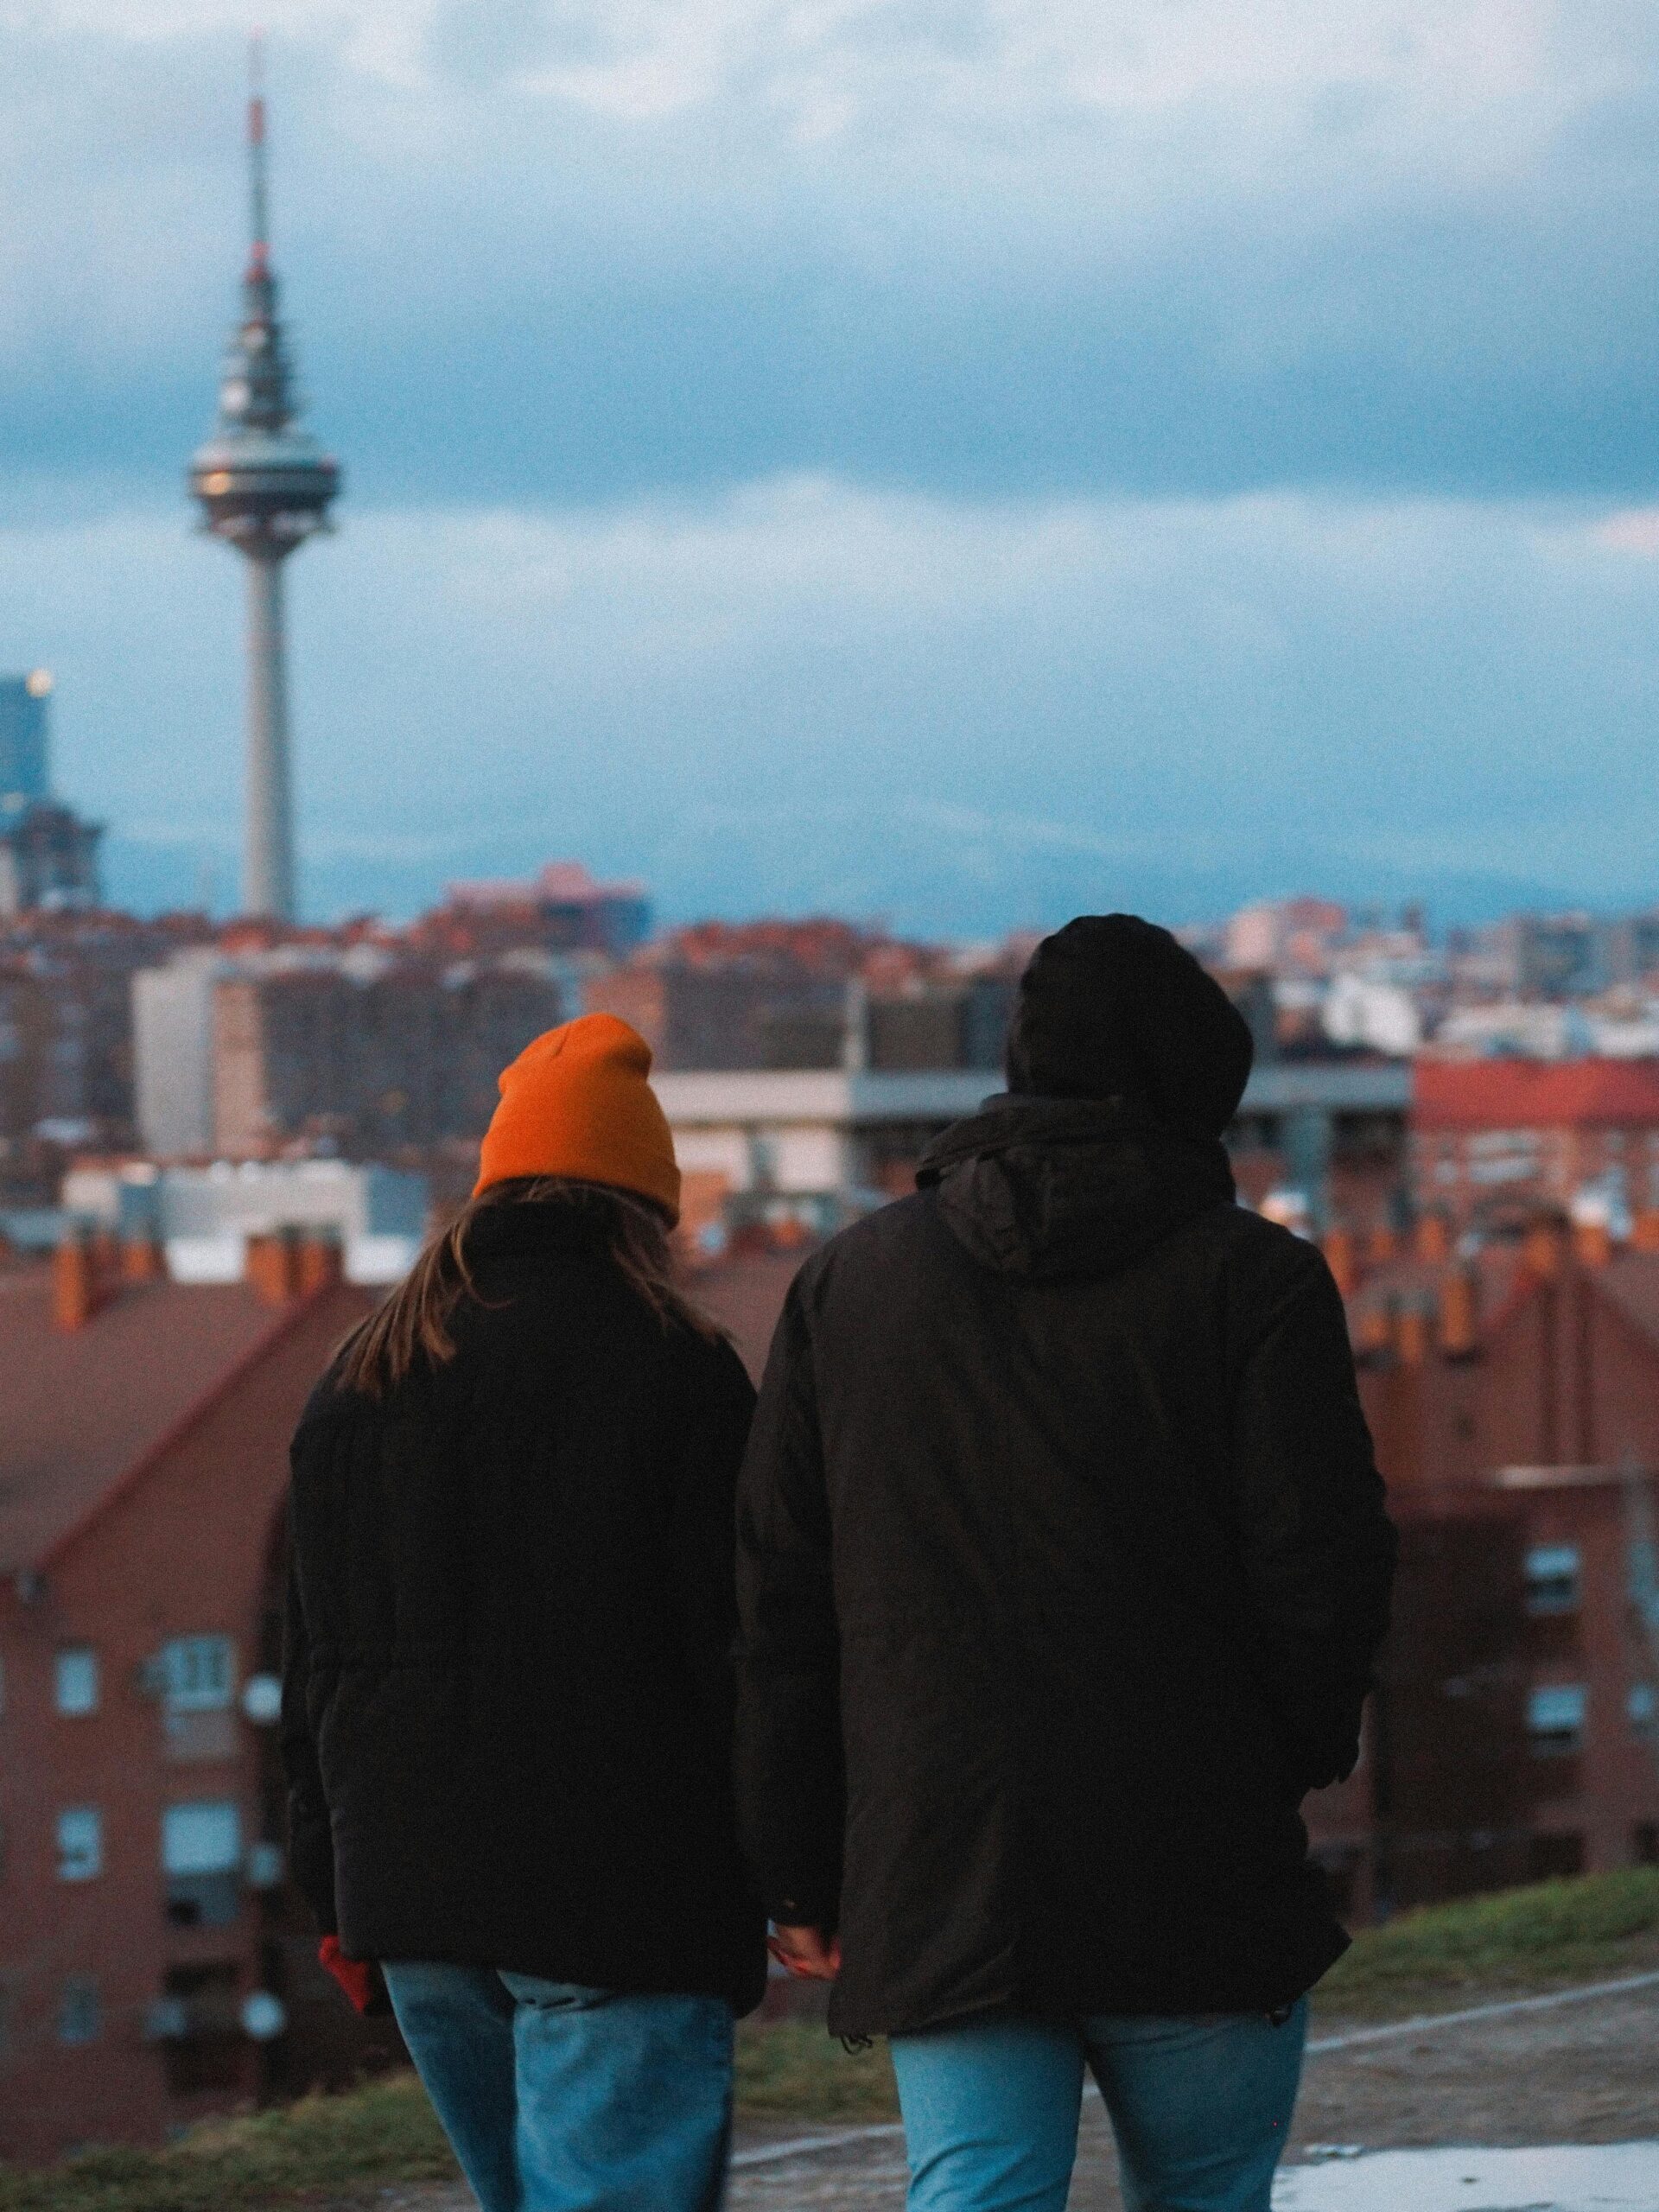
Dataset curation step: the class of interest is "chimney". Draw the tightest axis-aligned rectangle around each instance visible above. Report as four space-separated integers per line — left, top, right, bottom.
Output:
1523 1218 1566 1280
1633 1209 1659 1255
1573 1217 1614 1270
245 1228 302 1307
53 1233 99 1332
1321 1227 1358 1300
1440 1265 1480 1359
1396 1296 1431 1367
296 1233 342 1295
121 1232 167 1285
1413 1211 1451 1264
1355 1298 1394 1363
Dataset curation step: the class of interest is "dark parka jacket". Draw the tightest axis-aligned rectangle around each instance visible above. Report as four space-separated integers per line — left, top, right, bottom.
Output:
282 1201 767 2014
734 1096 1397 2037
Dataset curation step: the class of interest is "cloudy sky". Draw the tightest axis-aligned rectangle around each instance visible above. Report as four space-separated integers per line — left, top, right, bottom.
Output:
3 1 1659 931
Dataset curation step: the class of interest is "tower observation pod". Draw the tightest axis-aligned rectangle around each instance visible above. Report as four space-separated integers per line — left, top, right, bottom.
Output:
188 41 340 924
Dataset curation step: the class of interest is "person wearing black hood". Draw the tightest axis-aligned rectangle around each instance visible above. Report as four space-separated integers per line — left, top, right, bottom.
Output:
734 915 1397 2212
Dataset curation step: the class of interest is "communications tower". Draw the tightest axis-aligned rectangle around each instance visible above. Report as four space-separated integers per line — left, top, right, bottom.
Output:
189 43 340 922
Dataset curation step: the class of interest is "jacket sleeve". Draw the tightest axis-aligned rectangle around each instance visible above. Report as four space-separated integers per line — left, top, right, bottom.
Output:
665 1338 757 1745
281 1546 339 1938
1230 1249 1398 1796
734 1276 846 1929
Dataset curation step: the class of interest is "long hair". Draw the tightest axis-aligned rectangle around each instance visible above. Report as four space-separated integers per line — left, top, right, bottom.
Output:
336 1174 724 1400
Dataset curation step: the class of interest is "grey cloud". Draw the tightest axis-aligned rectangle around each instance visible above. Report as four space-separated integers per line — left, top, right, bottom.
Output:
425 0 612 87
3 16 1659 508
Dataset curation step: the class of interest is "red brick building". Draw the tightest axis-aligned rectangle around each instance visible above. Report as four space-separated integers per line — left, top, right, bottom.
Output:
0 1237 399 2163
1302 1218 1659 1917
1412 1056 1659 1232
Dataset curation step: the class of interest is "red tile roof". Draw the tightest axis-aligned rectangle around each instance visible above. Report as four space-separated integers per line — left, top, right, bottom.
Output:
0 1273 326 1573
695 1252 803 1381
1593 1253 1659 1349
1340 1242 1526 1335
1414 1057 1659 1132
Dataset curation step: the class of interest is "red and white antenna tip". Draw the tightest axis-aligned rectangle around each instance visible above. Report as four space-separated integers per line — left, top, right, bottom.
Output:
245 31 271 274
249 29 266 141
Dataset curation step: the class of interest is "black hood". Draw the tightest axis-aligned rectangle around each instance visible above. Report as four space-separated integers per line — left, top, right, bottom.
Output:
1006 914 1254 1141
917 1094 1236 1282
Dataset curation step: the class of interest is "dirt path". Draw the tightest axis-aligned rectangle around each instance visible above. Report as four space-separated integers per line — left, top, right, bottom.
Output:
372 1977 1659 2210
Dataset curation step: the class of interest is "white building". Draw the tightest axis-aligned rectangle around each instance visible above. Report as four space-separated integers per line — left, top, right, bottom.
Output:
131 955 222 1156
657 1061 1414 1228
60 1158 429 1286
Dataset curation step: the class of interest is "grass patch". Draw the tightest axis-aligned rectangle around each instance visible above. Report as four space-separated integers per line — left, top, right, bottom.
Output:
0 2071 455 2211
735 2018 898 2120
0 2021 894 2209
1319 1867 1659 2012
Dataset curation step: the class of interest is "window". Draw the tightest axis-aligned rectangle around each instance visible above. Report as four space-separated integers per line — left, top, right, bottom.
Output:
162 1801 240 1928
1528 1683 1587 1756
161 1637 234 1713
56 1808 102 1881
57 1977 99 2046
1635 1822 1659 1867
1525 1544 1581 1618
160 1638 238 1762
1630 1684 1657 1737
54 1646 99 1716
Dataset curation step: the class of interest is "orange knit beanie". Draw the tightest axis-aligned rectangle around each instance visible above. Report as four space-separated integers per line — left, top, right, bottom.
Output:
474 1014 682 1224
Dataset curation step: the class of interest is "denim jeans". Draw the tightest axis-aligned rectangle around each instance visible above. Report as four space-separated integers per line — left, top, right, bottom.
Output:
381 1961 734 2212
890 1999 1307 2212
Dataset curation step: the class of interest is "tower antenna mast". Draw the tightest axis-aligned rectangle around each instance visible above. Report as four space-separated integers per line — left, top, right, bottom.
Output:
188 36 341 924
248 32 270 276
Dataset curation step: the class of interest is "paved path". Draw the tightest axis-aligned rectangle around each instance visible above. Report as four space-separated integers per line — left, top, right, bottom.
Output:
1274 2143 1659 2209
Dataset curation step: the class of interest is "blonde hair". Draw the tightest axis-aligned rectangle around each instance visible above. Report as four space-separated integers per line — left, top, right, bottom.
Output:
336 1175 723 1399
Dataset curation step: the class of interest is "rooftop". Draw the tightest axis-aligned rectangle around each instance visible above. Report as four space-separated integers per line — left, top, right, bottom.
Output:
695 1250 804 1380
0 1268 365 1574
1414 1056 1659 1131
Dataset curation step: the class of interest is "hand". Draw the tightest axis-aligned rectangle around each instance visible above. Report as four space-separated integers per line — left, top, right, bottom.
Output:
318 1936 391 2017
768 1923 842 1981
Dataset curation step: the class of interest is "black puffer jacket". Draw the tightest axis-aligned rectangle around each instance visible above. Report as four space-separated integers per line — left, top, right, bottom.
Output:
283 1201 767 2014
734 1096 1396 2037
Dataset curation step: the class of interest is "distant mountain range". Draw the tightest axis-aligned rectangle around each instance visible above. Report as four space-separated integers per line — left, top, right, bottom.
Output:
100 817 1646 940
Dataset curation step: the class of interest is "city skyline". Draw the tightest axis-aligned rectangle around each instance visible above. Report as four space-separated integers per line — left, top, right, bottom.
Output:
3 4 1659 930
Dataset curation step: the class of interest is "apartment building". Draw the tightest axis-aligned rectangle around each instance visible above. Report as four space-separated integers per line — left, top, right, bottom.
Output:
1302 1217 1659 1917
0 1237 397 2161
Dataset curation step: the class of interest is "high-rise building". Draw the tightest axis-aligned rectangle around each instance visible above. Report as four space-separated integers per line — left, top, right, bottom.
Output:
0 670 52 811
188 43 340 923
0 671 103 918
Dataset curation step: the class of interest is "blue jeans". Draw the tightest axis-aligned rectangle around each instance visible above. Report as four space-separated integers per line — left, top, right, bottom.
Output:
891 2000 1307 2212
381 1961 733 2212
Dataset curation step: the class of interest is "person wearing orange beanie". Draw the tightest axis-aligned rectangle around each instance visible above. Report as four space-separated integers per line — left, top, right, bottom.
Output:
283 1013 762 2212
474 1013 682 1223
